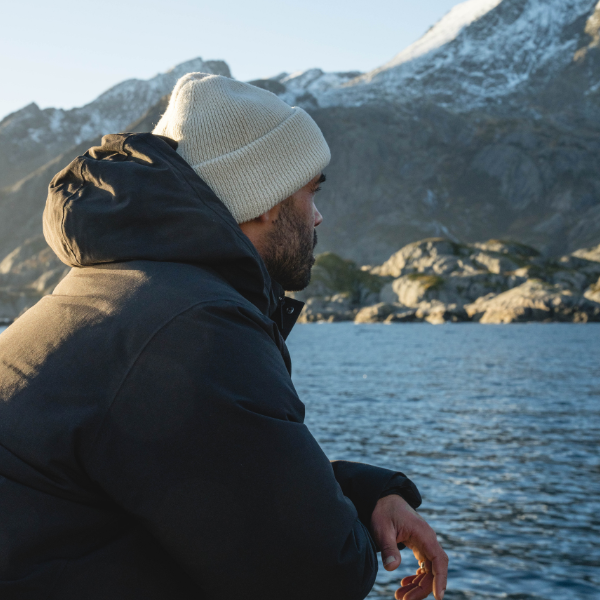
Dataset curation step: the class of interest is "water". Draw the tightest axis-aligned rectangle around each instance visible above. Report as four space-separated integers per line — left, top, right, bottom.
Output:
287 324 600 600
2 323 599 598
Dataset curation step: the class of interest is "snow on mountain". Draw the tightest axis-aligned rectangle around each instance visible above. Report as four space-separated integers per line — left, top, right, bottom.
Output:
250 69 362 109
382 0 503 70
2 57 230 143
312 0 599 112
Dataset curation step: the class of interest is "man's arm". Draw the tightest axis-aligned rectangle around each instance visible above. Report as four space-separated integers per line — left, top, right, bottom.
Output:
85 302 378 600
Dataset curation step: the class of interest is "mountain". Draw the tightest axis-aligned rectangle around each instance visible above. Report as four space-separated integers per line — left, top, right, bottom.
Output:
323 0 600 120
1 0 600 320
256 0 600 125
0 58 230 191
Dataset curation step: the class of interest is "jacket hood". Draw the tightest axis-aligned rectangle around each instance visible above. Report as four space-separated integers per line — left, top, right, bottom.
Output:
44 133 277 315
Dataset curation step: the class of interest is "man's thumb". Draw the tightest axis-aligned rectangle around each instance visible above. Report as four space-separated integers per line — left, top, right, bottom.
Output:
380 541 402 571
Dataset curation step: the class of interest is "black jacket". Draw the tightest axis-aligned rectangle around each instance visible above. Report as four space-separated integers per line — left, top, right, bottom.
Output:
0 133 420 600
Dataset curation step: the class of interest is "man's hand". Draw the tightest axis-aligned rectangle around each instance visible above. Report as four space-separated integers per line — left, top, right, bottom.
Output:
370 495 448 600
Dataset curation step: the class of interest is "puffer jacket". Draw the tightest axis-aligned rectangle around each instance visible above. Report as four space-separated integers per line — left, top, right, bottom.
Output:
0 133 421 600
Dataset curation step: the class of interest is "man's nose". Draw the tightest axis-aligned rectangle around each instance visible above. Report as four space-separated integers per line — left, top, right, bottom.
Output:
314 205 323 227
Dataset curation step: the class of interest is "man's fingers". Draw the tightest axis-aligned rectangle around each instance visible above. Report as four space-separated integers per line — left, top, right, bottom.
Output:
431 552 449 600
395 573 432 600
405 523 448 600
400 574 419 586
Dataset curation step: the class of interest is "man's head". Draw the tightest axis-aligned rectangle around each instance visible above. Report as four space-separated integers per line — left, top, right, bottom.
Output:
153 72 331 290
239 173 325 291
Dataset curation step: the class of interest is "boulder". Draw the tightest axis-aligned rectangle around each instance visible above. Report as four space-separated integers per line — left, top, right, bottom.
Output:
572 243 600 263
384 310 419 323
465 280 600 323
470 251 521 275
471 240 540 258
380 274 445 306
354 303 399 324
414 302 469 324
372 238 468 278
380 271 514 308
373 238 540 279
297 294 356 323
509 255 600 293
584 277 600 304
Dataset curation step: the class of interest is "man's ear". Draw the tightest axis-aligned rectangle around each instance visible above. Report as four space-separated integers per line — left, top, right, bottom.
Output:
255 202 283 225
239 202 282 247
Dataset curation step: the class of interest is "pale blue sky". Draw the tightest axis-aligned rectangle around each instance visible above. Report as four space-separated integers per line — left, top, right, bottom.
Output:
1 0 462 121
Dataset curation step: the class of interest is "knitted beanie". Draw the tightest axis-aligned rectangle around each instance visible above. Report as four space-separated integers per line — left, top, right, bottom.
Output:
153 73 331 224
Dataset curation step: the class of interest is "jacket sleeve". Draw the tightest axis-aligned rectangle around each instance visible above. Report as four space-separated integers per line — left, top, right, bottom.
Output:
330 461 422 532
85 302 378 600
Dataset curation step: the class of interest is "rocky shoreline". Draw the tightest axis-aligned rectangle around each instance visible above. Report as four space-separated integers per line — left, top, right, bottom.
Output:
293 238 600 324
1 236 600 325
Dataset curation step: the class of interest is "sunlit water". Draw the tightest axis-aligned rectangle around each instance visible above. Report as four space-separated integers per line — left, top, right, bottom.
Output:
1 323 599 599
287 323 600 600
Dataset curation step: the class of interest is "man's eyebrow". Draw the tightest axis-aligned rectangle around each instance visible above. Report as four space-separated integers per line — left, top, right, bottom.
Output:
318 173 326 184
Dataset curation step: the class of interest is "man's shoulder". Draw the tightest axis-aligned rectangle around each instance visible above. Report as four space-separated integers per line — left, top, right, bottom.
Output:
56 259 261 322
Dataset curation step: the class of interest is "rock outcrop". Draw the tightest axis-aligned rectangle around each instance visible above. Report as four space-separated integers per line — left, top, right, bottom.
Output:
294 238 600 324
465 279 600 323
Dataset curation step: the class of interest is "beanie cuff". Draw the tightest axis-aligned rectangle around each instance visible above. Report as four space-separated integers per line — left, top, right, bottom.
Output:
188 107 330 223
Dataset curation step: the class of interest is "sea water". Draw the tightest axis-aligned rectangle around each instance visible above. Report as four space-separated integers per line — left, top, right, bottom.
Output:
287 323 600 600
1 323 599 599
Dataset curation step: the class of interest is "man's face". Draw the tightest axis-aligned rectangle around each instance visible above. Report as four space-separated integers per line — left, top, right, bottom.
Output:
262 173 325 291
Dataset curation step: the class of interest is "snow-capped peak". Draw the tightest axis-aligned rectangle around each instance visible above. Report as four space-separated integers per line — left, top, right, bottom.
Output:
317 0 599 113
383 0 503 69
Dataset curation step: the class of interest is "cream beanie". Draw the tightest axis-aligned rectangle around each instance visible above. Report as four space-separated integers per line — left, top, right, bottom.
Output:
153 73 331 224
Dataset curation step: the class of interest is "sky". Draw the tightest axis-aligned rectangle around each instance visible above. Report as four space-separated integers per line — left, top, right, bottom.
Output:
0 0 462 122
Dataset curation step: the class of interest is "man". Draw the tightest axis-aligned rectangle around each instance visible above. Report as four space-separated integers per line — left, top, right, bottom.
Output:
0 73 447 600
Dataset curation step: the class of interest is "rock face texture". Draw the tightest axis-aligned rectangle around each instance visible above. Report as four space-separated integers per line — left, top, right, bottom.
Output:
2 0 600 312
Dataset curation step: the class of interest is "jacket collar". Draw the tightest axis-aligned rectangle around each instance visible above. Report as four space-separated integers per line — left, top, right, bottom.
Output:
269 280 305 340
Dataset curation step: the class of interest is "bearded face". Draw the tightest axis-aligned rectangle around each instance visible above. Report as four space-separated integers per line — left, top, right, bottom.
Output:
261 197 318 292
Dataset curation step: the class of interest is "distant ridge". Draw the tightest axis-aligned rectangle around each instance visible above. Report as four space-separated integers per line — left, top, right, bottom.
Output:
0 58 230 190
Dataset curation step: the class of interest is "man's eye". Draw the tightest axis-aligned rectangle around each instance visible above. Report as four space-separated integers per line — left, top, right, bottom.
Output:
314 186 322 193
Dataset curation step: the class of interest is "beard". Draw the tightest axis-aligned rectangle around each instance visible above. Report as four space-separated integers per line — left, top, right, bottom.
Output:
261 199 317 292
